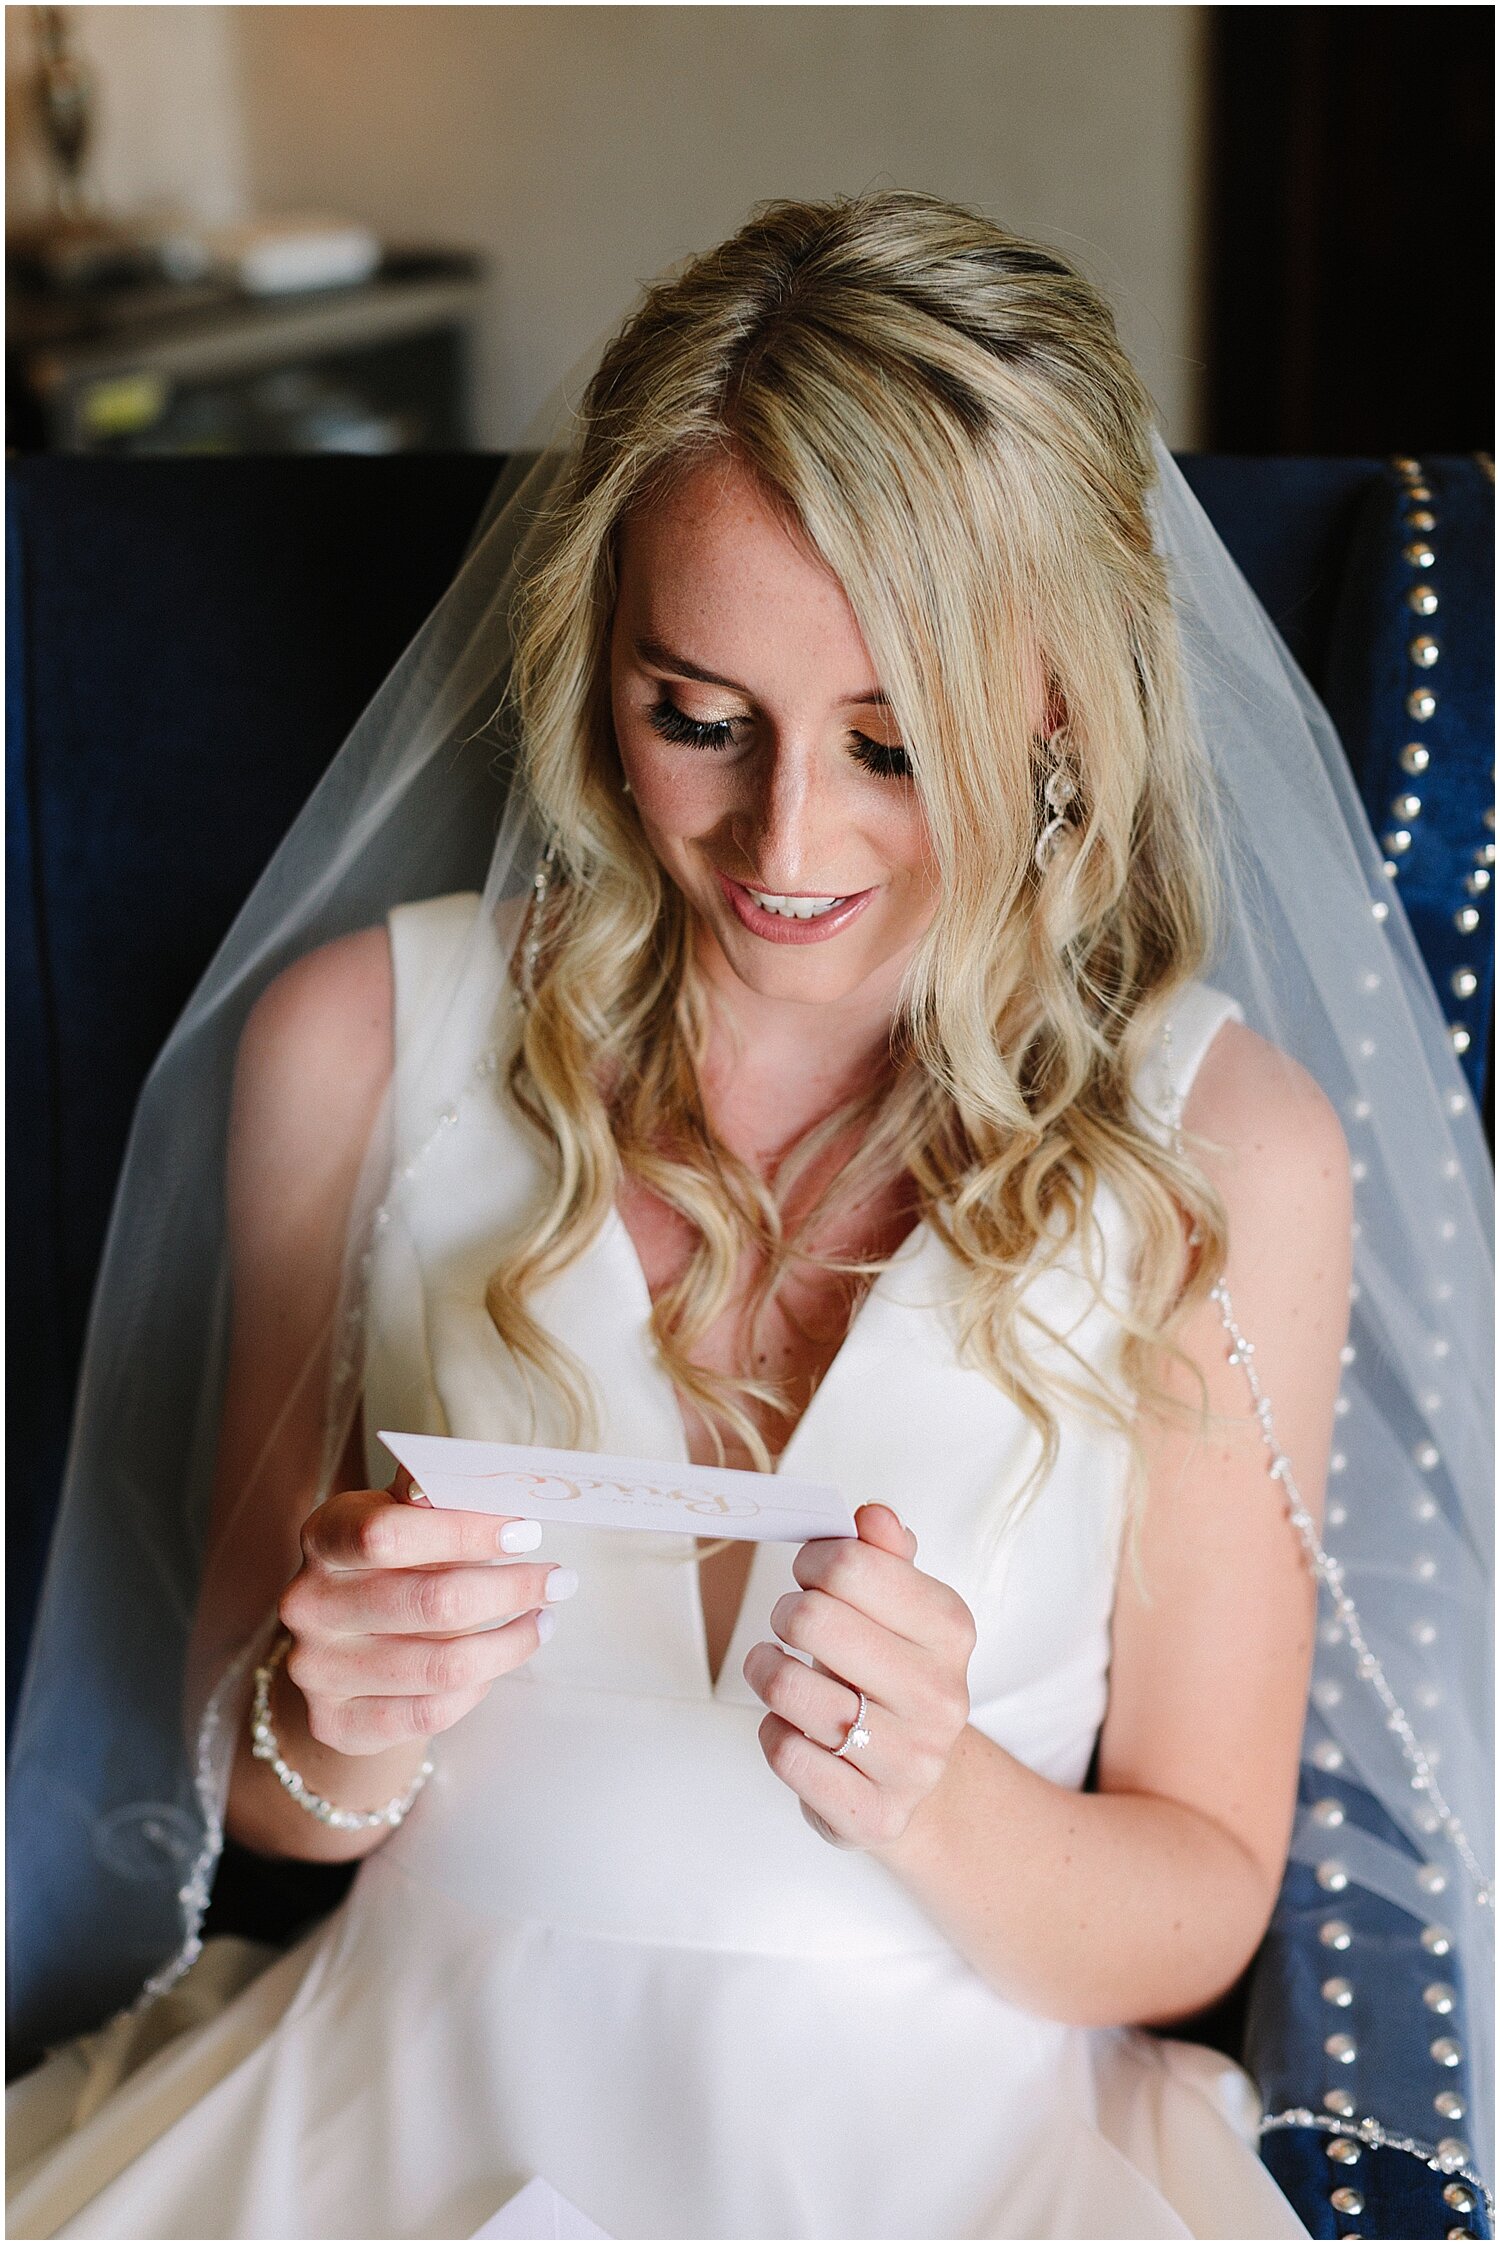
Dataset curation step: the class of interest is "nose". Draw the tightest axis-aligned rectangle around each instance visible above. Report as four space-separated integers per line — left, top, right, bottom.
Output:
728 738 841 890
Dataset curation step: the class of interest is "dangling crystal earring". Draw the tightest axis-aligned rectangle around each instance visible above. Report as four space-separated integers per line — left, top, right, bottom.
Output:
521 836 559 1001
1033 726 1077 871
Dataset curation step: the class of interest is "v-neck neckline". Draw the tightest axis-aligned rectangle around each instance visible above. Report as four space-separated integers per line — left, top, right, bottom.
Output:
598 1200 935 1700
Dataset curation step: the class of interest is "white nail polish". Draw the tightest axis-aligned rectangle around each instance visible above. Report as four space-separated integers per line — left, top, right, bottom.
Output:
545 1566 579 1602
535 1607 557 1643
499 1519 543 1553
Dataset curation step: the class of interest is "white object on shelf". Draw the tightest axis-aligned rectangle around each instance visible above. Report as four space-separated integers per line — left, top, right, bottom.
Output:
201 213 382 295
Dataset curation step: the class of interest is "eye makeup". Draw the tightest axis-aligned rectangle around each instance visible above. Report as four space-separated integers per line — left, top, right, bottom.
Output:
644 697 912 780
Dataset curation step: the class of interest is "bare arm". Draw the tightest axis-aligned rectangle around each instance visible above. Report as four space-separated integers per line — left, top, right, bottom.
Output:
745 1023 1350 2019
189 912 563 1865
183 923 428 1862
865 1021 1353 2025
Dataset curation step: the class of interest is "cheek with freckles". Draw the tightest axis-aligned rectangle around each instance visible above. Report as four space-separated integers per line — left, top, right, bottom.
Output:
627 749 737 846
618 759 735 914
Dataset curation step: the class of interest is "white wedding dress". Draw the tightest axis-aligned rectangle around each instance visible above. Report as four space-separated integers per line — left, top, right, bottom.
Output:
8 892 1310 2241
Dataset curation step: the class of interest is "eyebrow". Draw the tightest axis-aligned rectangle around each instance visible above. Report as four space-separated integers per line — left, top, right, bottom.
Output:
633 634 890 709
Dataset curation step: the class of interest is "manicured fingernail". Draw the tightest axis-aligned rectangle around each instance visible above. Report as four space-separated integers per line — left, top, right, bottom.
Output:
545 1566 579 1602
408 1484 433 1508
535 1608 557 1643
499 1518 543 1553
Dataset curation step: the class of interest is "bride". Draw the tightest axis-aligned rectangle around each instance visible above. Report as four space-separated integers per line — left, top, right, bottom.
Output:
8 191 1490 2240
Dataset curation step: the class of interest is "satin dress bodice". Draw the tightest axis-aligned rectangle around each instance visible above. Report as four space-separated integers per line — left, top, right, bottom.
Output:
359 892 1242 1964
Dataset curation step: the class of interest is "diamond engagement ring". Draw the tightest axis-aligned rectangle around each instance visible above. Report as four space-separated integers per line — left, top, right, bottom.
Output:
832 1688 871 1758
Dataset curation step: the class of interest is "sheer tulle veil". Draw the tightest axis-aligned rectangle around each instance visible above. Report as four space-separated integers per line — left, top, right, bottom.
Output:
8 214 1492 2190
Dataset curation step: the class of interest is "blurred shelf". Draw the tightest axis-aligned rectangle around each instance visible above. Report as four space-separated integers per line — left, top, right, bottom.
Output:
7 247 485 454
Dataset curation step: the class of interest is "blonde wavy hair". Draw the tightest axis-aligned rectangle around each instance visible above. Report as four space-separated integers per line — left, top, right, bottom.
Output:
485 188 1234 1576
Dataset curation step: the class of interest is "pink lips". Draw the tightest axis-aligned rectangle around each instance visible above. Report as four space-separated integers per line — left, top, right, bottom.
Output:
712 868 876 945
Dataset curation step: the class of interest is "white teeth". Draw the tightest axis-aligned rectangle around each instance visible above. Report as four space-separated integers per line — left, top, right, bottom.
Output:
746 889 845 919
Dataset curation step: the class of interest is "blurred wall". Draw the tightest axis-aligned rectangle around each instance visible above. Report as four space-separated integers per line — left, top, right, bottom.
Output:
235 5 1209 447
5 4 249 227
7 5 1209 446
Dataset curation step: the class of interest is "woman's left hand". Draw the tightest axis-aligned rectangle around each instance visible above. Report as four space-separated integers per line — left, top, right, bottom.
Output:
742 1503 977 1853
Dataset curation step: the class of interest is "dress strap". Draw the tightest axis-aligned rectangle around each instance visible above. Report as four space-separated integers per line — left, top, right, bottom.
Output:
386 891 487 1117
362 889 506 1489
1134 980 1245 1147
382 887 533 1174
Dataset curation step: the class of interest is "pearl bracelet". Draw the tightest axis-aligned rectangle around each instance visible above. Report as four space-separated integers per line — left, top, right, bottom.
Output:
250 1629 436 1831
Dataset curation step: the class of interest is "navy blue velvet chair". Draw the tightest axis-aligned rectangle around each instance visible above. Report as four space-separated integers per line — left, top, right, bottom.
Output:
7 453 1493 2232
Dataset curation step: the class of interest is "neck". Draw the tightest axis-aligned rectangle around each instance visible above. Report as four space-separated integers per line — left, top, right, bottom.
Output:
690 919 906 1166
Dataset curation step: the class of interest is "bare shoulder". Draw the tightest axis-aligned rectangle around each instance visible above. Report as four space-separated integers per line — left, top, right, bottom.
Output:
240 922 392 1080
229 925 394 1218
1180 1015 1351 1243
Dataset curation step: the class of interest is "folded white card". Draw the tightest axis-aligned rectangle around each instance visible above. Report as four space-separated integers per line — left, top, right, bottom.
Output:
470 2173 612 2238
379 1430 856 1545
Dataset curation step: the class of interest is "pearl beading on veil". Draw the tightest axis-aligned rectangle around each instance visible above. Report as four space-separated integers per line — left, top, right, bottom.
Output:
1160 1013 1493 2220
1209 1282 1488 1908
1258 2106 1492 2210
1158 1014 1489 1917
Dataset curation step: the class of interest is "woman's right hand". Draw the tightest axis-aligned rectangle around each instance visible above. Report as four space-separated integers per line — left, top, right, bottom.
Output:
275 1468 578 1756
